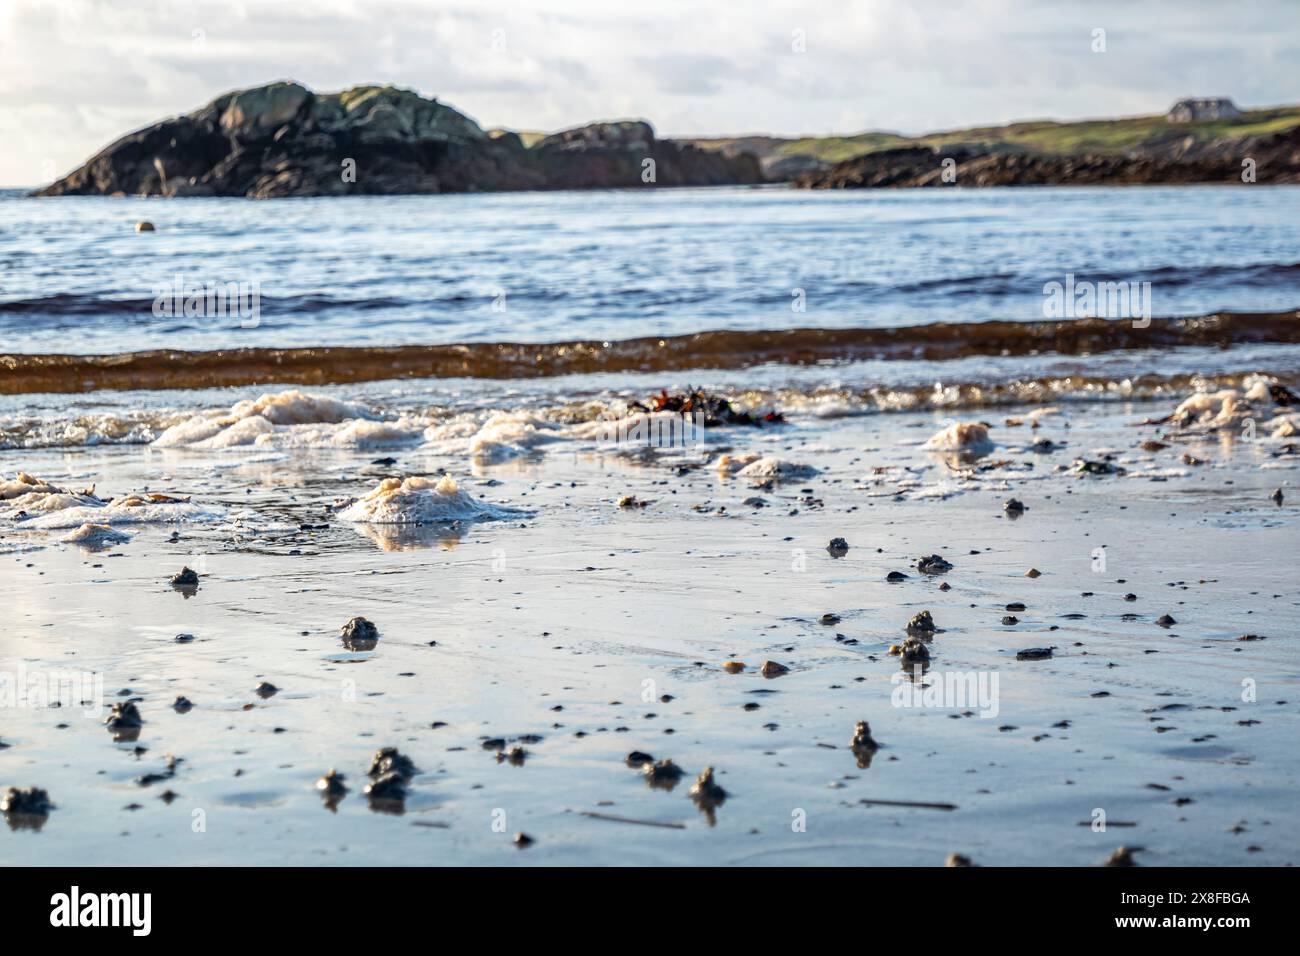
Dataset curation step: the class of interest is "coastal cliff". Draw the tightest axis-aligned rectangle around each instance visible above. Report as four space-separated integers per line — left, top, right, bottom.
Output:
35 81 764 198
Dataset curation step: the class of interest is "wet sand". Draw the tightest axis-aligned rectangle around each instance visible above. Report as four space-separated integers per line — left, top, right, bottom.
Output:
1 396 1297 865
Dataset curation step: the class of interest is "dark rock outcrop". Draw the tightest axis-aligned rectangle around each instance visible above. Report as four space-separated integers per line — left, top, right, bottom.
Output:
37 81 764 198
796 127 1300 188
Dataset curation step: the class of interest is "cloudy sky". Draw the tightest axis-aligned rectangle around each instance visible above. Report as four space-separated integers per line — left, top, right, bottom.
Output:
2 0 1297 186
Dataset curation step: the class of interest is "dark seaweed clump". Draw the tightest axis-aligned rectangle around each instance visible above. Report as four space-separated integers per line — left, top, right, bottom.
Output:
630 388 785 426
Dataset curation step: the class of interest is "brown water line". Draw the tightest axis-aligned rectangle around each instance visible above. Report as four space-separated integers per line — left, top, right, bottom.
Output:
1 311 1296 395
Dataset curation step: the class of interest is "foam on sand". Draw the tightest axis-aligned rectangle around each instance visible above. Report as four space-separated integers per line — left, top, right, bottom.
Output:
338 473 530 524
60 523 133 547
1172 389 1245 429
269 417 427 449
1 473 81 499
713 454 818 480
569 410 712 447
152 389 422 449
1167 378 1300 436
1263 411 1300 438
17 493 220 530
426 407 717 463
424 411 566 462
923 421 994 454
0 473 101 514
1 473 221 528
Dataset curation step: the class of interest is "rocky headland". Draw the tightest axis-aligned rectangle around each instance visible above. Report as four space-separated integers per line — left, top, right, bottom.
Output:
36 81 764 198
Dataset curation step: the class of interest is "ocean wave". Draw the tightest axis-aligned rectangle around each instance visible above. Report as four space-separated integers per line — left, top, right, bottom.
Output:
2 310 1297 396
2 367 1297 453
5 264 1296 320
0 291 418 317
891 262 1300 296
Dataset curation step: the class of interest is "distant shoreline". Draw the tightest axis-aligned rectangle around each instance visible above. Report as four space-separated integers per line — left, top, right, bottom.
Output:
34 82 1300 198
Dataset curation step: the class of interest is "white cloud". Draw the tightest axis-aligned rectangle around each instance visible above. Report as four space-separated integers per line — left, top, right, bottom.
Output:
1 0 1296 186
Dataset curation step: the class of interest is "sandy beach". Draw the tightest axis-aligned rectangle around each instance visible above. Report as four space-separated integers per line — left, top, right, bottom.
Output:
9 3 1300 938
3 381 1296 865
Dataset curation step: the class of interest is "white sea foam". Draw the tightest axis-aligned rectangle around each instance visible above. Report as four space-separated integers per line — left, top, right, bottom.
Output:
1124 467 1192 479
338 473 529 524
712 453 818 480
1168 380 1298 436
0 472 103 518
269 416 426 449
152 389 422 449
1 472 94 500
60 523 133 546
1264 413 1300 438
18 497 221 530
923 421 994 454
1 473 221 528
909 484 965 500
1173 389 1244 429
424 411 566 461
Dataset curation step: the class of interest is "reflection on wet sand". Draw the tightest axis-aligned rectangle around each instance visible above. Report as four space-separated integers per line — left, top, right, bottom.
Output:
351 520 467 552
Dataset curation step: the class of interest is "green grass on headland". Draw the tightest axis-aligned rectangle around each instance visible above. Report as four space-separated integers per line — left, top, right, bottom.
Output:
680 105 1300 166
